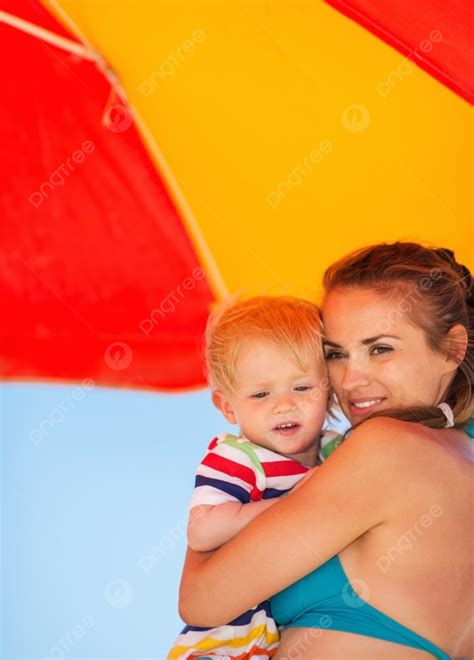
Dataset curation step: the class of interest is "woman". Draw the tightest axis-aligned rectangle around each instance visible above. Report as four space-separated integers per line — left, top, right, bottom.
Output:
179 242 473 659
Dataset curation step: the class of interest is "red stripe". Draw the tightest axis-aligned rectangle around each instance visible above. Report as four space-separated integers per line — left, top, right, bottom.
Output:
231 644 279 659
189 644 277 660
203 453 257 488
261 460 308 477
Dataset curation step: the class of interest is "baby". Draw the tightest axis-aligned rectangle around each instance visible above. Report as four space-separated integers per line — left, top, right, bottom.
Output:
168 296 342 659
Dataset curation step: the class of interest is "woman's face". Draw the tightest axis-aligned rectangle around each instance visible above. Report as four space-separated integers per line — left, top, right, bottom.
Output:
321 287 456 425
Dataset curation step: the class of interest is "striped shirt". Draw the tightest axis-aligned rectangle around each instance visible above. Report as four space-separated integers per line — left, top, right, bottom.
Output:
189 433 313 509
168 430 343 659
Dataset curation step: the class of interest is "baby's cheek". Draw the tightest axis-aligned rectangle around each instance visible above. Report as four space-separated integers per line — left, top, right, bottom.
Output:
311 384 330 407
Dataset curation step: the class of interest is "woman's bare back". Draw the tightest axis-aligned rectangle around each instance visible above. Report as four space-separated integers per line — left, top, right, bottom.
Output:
277 426 474 659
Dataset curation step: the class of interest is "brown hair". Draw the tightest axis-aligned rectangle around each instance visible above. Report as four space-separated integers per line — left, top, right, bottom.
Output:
323 242 473 428
205 295 324 393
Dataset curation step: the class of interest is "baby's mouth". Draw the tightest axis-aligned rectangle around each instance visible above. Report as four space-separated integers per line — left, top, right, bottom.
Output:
273 422 301 435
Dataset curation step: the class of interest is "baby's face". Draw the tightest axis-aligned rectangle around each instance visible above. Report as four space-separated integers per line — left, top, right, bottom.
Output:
215 339 329 466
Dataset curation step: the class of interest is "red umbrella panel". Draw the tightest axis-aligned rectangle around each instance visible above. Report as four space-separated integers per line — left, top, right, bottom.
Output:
0 0 217 391
1 0 472 393
326 0 474 104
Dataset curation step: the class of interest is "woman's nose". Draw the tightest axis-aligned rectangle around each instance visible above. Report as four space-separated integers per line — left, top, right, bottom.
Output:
341 361 371 391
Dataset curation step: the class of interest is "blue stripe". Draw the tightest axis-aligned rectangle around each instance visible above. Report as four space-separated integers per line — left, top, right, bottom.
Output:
180 600 272 633
194 475 251 503
262 487 291 499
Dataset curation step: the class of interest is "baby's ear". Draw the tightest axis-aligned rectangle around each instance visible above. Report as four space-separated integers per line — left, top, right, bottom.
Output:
212 390 237 424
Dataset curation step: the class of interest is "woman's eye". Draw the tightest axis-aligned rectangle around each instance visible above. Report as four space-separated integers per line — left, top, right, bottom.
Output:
294 386 312 392
251 392 269 399
371 345 393 355
324 351 345 361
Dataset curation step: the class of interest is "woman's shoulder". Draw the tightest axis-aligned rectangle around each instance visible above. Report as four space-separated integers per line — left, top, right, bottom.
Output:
344 417 473 488
344 416 431 456
339 417 458 481
317 418 425 503
346 415 462 448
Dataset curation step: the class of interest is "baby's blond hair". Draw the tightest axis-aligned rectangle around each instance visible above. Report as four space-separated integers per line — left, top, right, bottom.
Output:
205 296 324 393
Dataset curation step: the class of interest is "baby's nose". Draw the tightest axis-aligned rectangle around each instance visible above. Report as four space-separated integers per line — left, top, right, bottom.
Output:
272 396 297 414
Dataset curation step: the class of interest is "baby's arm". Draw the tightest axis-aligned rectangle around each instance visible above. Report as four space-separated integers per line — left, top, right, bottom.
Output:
187 498 279 552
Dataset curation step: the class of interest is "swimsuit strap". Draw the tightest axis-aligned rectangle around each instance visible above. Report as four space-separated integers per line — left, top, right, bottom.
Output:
334 557 451 660
464 420 474 438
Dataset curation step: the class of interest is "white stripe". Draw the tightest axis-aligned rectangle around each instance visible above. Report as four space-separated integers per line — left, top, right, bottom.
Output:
189 463 256 509
196 441 307 494
265 472 305 490
170 610 279 656
199 440 267 491
253 445 303 463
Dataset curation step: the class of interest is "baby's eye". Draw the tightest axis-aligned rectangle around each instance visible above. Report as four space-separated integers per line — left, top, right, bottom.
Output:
251 392 269 399
371 345 393 355
324 350 345 361
294 386 312 392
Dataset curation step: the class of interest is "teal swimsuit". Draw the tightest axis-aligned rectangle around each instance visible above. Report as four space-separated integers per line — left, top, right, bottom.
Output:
270 555 450 659
270 422 474 659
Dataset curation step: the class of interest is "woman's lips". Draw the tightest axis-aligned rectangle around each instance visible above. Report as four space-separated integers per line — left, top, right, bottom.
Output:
349 398 385 417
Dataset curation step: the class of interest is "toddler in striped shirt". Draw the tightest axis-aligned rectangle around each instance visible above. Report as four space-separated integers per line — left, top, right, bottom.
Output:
168 296 342 659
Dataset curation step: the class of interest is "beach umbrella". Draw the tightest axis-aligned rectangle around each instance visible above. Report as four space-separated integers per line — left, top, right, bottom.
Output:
1 0 472 391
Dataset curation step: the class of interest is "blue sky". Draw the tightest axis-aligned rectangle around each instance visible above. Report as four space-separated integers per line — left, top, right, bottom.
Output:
1 381 234 659
1 381 350 659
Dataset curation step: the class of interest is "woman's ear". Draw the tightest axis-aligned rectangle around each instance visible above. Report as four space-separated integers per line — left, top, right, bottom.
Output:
445 323 468 365
211 390 237 424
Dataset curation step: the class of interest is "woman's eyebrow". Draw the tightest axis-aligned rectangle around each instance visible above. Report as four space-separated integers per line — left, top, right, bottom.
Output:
323 335 401 348
362 335 401 344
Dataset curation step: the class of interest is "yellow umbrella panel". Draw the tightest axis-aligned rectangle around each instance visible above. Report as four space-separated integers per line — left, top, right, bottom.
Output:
47 0 472 302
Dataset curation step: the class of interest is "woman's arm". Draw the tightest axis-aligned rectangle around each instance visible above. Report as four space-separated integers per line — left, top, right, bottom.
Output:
179 418 419 627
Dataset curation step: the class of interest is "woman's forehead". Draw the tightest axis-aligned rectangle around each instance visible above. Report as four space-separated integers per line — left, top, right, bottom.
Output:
321 287 418 342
